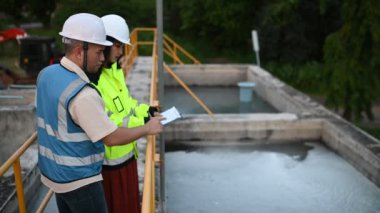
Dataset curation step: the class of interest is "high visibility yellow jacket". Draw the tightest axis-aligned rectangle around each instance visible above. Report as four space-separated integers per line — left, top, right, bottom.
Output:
95 62 149 166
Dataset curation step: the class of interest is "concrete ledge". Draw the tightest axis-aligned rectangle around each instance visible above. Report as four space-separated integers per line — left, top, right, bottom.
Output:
247 65 331 116
0 105 36 165
164 113 322 142
322 119 380 186
166 64 247 86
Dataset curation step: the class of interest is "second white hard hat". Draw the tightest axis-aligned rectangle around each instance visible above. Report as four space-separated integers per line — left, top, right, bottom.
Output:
59 13 112 46
101 14 132 46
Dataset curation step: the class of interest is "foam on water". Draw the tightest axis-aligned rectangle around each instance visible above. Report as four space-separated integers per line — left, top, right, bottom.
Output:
166 142 380 213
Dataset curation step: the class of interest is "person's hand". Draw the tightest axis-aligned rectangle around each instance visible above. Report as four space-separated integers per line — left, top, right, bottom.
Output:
145 114 164 135
148 106 159 117
144 106 160 124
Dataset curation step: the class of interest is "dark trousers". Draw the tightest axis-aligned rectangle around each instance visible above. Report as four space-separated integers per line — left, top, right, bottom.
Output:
55 181 108 213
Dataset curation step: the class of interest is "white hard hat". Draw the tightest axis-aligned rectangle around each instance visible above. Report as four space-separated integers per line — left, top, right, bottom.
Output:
59 13 112 46
101 14 131 45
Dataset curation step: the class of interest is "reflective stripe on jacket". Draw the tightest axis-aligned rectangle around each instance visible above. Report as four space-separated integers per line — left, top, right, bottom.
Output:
96 62 149 166
36 64 104 183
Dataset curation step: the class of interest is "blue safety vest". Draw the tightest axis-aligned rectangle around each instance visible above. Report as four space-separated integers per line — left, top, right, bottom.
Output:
36 64 104 183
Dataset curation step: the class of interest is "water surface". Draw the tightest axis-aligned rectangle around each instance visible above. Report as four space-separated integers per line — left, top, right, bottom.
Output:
166 142 380 213
164 86 277 114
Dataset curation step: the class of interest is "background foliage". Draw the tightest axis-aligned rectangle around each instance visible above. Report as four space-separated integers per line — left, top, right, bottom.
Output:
0 0 379 122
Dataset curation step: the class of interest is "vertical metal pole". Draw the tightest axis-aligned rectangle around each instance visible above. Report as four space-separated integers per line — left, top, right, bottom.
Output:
14 159 26 213
255 51 261 67
251 30 261 67
156 0 166 212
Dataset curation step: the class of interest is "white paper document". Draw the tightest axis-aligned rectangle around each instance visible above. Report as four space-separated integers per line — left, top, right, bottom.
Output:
161 106 182 125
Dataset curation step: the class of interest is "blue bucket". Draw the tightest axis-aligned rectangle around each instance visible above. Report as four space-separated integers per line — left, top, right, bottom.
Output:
237 82 256 102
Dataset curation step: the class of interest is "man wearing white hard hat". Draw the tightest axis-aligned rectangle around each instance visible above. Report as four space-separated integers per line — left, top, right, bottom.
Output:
95 14 157 213
36 13 164 212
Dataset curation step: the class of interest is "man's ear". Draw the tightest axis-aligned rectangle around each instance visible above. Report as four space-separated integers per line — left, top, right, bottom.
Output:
73 45 83 61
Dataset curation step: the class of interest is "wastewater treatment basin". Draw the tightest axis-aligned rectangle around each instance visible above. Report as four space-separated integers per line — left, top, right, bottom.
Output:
161 64 380 212
166 141 380 213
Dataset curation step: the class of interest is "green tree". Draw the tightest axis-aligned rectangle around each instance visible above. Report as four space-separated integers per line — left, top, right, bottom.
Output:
165 0 342 64
166 0 258 50
52 0 155 32
0 0 57 28
257 0 342 63
323 0 380 121
28 0 56 27
0 0 27 27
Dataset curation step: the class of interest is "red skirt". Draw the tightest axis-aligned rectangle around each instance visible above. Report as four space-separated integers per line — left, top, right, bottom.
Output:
102 158 141 213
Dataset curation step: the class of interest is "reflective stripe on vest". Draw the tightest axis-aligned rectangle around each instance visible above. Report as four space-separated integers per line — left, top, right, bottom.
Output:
97 63 144 165
36 64 104 183
37 78 89 142
103 149 134 166
39 145 104 167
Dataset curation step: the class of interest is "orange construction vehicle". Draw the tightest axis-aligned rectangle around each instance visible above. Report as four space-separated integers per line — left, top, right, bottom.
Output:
0 28 62 87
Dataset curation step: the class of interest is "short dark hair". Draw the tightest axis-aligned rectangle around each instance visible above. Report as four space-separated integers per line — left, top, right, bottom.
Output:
62 37 82 54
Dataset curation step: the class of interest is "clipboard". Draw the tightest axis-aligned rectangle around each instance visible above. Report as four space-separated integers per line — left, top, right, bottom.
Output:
160 106 182 125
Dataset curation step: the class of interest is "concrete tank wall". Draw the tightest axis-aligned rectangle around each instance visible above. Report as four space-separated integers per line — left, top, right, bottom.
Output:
164 113 322 142
165 64 380 187
166 64 331 117
246 66 329 116
0 105 36 165
322 119 380 186
165 64 247 86
0 104 37 212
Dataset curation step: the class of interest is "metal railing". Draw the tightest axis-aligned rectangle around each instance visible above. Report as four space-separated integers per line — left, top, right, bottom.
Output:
0 132 54 213
123 28 201 75
129 28 212 212
126 28 212 117
163 34 201 65
122 27 156 75
141 28 159 213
